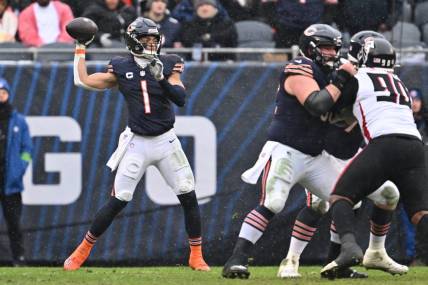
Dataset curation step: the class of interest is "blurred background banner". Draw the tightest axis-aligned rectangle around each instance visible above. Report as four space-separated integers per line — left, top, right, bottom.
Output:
0 62 425 265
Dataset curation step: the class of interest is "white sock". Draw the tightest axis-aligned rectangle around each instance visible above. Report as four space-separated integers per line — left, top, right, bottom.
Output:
286 237 307 259
369 221 390 250
238 222 263 244
368 233 386 250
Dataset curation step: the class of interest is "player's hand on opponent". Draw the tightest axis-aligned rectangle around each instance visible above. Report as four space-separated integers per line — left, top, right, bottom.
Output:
149 57 164 81
338 59 357 76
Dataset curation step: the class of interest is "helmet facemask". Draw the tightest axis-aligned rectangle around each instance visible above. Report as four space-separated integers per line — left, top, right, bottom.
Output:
125 18 162 59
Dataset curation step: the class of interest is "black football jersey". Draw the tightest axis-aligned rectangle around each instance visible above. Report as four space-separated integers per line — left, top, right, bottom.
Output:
109 54 184 136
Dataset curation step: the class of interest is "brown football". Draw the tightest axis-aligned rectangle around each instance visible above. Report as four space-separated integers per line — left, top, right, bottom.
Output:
66 17 98 42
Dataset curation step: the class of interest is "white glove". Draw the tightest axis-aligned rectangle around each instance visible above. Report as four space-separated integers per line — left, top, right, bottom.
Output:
149 57 164 81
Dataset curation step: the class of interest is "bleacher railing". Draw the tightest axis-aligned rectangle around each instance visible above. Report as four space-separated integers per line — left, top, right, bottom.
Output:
0 46 425 61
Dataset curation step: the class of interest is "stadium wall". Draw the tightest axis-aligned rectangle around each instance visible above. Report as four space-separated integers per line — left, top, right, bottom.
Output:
0 62 425 266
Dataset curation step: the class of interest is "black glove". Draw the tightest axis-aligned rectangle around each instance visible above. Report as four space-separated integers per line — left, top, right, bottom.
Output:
331 69 353 91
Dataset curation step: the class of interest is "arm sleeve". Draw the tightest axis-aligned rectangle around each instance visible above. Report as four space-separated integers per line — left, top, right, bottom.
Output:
159 79 186 107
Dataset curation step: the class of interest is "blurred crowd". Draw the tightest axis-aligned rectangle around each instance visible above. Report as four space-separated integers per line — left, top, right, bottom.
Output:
0 0 428 53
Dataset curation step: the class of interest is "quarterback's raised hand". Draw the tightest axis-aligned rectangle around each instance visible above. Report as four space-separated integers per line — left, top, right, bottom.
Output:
149 57 165 81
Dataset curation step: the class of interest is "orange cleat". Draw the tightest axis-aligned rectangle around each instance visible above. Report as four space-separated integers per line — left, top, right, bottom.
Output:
189 246 211 271
63 240 93 271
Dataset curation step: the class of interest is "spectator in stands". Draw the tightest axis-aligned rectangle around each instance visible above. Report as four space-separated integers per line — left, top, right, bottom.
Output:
179 0 237 61
0 0 18 42
82 0 137 47
144 0 181 48
62 0 95 17
217 0 276 24
18 0 74 47
274 0 325 48
171 0 228 23
0 78 32 266
410 88 428 140
340 0 403 35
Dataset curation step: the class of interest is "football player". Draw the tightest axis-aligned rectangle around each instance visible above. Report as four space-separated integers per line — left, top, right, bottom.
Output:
222 24 400 279
63 17 210 271
321 37 428 278
278 31 408 279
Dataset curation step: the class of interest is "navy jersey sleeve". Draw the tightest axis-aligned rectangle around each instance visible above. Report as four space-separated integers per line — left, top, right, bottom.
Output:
108 56 127 77
283 57 314 79
160 54 185 78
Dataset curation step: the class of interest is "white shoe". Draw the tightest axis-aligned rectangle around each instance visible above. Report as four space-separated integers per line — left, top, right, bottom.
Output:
277 256 301 278
363 248 408 275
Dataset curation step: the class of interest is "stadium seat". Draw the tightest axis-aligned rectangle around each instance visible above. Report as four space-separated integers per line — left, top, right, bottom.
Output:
402 0 412 23
422 23 428 46
384 21 422 47
414 2 428 27
0 42 32 61
36 42 74 61
235 20 275 60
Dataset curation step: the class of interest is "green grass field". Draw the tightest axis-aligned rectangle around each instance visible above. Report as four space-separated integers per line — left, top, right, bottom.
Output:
0 266 427 285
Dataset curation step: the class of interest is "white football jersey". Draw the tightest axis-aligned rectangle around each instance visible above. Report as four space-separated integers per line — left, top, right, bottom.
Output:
352 67 421 141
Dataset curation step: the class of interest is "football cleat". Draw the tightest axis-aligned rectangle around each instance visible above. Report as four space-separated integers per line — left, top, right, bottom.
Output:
363 248 408 275
222 253 250 279
321 240 363 279
277 256 301 278
63 243 92 271
321 267 368 279
189 254 211 271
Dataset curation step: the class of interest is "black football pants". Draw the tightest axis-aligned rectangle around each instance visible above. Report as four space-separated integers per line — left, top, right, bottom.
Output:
332 135 428 219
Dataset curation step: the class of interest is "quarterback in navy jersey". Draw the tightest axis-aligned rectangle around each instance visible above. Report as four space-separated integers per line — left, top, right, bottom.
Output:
64 17 210 272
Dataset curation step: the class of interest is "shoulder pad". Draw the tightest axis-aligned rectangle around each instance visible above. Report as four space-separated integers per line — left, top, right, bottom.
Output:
160 54 185 76
284 57 314 78
108 56 130 75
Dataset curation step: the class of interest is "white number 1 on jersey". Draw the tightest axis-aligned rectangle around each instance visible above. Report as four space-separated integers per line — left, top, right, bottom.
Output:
140 80 151 114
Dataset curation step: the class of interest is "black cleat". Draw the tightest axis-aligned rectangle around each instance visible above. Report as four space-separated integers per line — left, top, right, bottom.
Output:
321 267 368 279
321 240 363 280
222 253 250 279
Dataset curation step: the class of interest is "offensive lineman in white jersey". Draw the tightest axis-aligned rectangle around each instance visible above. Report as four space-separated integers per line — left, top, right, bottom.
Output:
322 38 428 277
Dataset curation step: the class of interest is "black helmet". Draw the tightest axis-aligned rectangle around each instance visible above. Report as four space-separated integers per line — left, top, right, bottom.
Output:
299 24 342 69
124 17 162 58
348 30 385 65
361 38 396 68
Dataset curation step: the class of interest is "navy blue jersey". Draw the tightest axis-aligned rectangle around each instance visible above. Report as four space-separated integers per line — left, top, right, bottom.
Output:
109 54 185 136
267 56 330 156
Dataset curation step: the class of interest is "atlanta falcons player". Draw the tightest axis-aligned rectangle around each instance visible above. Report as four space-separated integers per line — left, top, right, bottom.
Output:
322 37 428 278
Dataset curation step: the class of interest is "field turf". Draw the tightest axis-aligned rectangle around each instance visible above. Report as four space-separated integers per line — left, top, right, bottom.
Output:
0 266 427 285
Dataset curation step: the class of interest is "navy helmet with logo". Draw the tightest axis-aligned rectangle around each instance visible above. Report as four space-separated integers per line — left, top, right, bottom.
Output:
124 17 162 58
299 24 342 69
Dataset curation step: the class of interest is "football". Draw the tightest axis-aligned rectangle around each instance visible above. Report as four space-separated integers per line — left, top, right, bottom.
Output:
66 17 98 42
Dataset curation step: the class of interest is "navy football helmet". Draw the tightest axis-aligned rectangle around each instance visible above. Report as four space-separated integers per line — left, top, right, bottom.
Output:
124 17 162 58
299 24 342 70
